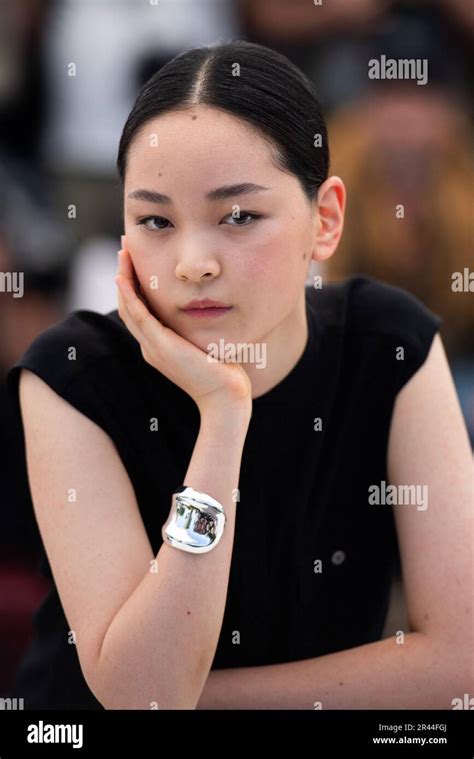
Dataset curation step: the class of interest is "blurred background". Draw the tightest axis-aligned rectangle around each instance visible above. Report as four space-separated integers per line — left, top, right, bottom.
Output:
0 0 472 697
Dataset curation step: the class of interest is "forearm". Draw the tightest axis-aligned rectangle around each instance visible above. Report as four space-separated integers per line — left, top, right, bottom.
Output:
196 632 467 709
94 405 250 709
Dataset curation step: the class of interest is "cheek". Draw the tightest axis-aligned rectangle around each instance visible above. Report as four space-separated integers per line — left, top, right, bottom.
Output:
241 221 303 288
128 258 168 317
130 258 154 295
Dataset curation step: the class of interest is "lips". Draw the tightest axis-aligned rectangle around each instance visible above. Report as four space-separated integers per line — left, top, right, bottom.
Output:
181 301 233 319
182 298 231 310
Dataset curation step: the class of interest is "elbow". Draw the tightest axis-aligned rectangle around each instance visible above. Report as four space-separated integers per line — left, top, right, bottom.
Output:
423 630 474 708
82 649 202 710
78 649 112 709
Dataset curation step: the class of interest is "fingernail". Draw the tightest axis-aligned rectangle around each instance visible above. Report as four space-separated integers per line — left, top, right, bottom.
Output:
121 235 125 248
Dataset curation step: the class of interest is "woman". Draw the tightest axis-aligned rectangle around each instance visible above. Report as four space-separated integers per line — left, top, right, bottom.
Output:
7 40 472 709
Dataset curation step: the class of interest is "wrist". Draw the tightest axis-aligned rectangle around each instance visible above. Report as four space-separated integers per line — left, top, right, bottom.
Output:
198 391 252 424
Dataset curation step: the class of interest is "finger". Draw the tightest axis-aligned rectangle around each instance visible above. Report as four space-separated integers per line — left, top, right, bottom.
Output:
116 273 219 386
115 272 163 345
117 246 134 280
115 251 145 335
116 246 154 331
116 272 190 368
119 246 149 309
117 243 175 347
119 236 136 283
115 274 136 331
116 247 152 345
116 251 132 317
116 275 153 347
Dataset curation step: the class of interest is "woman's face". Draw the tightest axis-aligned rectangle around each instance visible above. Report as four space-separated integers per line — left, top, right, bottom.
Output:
123 105 318 351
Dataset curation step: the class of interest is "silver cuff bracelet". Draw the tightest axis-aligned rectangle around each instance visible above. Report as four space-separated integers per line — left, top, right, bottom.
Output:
161 485 227 554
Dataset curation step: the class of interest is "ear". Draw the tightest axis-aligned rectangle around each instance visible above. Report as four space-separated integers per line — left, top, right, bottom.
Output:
311 176 346 264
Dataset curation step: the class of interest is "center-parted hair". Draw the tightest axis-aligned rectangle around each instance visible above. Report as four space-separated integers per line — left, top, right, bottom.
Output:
117 40 329 202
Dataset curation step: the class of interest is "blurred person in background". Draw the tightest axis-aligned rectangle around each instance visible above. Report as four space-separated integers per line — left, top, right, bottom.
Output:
239 0 472 109
325 86 473 386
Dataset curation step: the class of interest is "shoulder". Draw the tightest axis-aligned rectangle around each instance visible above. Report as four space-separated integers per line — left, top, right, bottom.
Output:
310 275 444 393
18 308 136 366
331 274 443 339
8 308 137 384
6 308 142 425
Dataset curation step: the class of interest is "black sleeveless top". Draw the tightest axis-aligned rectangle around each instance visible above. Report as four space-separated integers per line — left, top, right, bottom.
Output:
6 275 443 709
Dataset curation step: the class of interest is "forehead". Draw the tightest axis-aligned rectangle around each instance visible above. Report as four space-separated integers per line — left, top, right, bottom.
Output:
125 106 282 187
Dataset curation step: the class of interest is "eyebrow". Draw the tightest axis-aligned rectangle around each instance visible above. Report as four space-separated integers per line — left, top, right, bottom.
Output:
127 183 271 204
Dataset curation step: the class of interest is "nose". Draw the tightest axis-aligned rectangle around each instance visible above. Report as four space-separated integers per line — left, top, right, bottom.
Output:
175 246 221 283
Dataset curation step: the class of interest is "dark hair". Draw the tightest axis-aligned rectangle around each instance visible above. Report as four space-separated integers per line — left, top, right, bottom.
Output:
117 40 329 202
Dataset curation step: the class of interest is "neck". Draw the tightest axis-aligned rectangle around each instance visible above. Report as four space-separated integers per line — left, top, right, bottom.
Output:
244 293 308 400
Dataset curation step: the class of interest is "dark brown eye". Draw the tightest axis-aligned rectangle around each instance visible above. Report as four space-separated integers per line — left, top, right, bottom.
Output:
137 216 171 231
223 212 261 226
